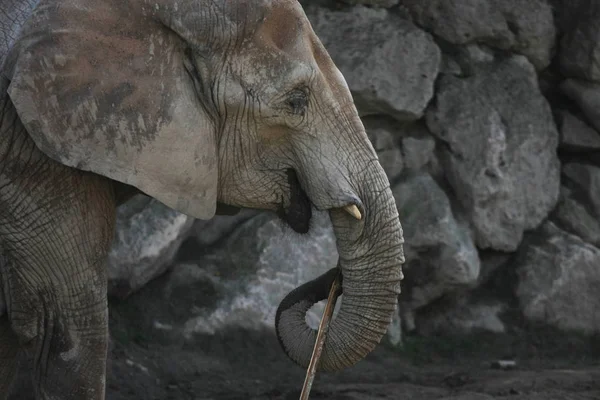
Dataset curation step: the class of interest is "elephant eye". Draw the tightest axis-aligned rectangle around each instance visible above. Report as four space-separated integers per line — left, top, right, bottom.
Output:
286 88 308 116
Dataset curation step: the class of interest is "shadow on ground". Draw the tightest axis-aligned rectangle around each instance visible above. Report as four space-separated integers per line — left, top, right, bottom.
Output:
8 274 600 400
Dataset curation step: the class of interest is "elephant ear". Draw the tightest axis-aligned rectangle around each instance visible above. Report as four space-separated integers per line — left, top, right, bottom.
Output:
5 0 218 219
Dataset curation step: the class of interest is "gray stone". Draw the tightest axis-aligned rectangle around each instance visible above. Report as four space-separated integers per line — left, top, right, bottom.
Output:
107 195 195 297
561 79 600 132
182 211 339 336
563 164 600 213
516 221 600 334
445 44 498 77
401 0 556 70
305 5 441 121
557 110 600 152
417 301 506 335
553 163 600 247
559 0 600 81
340 0 399 7
386 307 403 347
364 118 404 180
192 209 261 247
364 118 436 173
401 130 436 172
477 250 512 285
426 56 560 251
159 263 224 325
392 173 480 331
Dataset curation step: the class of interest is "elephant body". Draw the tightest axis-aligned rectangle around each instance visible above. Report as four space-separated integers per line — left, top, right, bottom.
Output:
0 0 405 398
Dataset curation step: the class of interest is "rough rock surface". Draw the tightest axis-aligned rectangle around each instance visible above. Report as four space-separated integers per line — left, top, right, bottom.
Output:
401 130 436 172
556 110 600 151
516 221 600 334
427 56 560 251
340 0 399 7
363 117 438 179
559 0 600 81
178 210 400 343
552 163 600 248
181 211 340 334
416 299 506 336
364 118 405 180
392 173 480 330
561 79 600 132
107 195 194 297
305 5 441 120
401 0 556 70
191 209 260 248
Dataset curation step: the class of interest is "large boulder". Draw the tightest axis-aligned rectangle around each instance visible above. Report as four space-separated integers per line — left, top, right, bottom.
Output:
305 5 441 121
180 211 339 335
426 56 560 251
107 195 195 297
392 172 480 331
401 0 556 70
516 222 600 334
413 252 512 336
172 210 402 343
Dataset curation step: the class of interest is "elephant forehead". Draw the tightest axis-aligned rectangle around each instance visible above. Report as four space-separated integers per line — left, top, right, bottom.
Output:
238 10 320 93
238 49 315 93
260 0 308 50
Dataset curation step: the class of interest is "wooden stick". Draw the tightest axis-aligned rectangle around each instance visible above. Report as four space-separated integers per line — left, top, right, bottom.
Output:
299 273 341 400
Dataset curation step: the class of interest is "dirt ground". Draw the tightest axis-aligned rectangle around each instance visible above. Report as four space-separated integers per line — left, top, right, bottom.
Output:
7 281 600 400
101 327 600 400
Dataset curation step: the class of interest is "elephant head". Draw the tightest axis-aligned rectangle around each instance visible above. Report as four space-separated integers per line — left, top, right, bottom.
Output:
4 0 405 371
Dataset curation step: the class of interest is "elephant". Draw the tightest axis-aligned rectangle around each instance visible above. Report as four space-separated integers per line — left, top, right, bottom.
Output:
0 0 406 398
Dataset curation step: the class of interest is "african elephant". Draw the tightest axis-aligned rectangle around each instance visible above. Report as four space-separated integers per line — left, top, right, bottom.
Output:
0 0 405 398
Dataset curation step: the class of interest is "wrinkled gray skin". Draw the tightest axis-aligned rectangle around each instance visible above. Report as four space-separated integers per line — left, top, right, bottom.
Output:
0 0 405 398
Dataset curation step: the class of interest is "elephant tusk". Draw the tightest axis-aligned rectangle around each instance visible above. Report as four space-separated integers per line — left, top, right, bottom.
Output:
343 205 362 220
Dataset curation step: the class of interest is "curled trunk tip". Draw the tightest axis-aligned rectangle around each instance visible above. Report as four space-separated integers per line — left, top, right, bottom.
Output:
275 267 342 368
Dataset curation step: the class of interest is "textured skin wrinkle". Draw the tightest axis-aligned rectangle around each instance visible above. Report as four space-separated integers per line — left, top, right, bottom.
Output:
0 0 38 65
0 77 115 397
276 154 405 371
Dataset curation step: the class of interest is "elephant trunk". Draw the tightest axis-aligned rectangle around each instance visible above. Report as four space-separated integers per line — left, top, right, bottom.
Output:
275 163 405 371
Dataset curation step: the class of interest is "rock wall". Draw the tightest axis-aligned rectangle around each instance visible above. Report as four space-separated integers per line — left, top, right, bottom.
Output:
108 0 600 343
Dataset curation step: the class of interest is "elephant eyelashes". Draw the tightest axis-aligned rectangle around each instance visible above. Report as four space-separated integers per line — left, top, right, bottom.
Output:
286 88 308 116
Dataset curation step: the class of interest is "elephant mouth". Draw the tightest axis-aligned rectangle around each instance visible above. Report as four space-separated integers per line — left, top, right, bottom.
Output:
277 168 312 234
